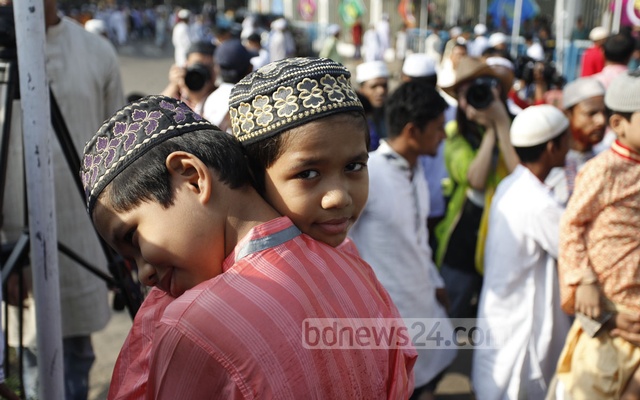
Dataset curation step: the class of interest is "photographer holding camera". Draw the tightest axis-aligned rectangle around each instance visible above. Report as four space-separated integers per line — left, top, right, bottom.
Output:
435 57 519 319
160 41 217 114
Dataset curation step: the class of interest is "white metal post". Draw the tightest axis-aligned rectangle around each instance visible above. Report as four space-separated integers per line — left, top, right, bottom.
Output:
420 0 428 53
612 0 623 33
13 1 65 399
370 0 382 27
480 0 487 25
510 0 524 59
555 0 565 75
283 0 294 19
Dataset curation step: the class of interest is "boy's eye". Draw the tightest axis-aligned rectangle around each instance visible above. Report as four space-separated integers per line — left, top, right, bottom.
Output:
346 162 367 172
296 170 319 179
123 228 137 246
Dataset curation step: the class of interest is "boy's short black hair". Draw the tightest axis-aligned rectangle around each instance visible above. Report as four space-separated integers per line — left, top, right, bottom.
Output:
242 112 368 195
514 131 566 163
106 129 252 212
385 81 448 139
604 33 635 64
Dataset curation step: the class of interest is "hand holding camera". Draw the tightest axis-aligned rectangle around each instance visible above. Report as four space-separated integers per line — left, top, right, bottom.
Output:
466 82 509 129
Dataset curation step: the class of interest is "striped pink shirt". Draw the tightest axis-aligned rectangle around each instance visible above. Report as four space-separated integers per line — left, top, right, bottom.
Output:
142 217 415 399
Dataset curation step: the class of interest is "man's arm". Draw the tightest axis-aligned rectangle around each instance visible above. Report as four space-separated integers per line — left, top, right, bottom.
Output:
610 312 640 347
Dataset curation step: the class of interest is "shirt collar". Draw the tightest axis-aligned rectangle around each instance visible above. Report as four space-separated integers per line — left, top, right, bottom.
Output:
612 140 640 164
222 217 301 272
377 140 412 172
517 164 554 193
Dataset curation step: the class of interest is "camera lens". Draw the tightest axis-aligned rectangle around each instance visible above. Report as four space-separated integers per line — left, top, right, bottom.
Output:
184 63 211 91
466 77 497 109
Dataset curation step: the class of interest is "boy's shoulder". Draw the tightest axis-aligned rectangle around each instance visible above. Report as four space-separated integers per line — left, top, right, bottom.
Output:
158 223 392 327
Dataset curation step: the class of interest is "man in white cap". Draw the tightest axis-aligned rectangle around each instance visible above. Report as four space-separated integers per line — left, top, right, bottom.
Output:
472 105 571 400
424 23 443 63
546 77 606 204
268 18 292 62
580 26 608 77
350 81 456 400
401 53 454 250
172 8 192 67
488 32 508 52
356 60 390 150
468 23 489 57
84 19 108 39
363 22 383 62
401 53 438 85
319 24 342 64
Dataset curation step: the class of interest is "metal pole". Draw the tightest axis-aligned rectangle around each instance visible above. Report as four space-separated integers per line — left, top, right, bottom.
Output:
283 0 294 19
555 0 565 75
370 0 382 27
480 0 487 25
260 0 270 14
420 0 428 53
510 0 524 59
447 0 460 27
612 0 623 33
13 1 65 399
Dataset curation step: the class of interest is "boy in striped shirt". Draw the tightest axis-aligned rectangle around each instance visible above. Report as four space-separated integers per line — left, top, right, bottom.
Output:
86 60 414 399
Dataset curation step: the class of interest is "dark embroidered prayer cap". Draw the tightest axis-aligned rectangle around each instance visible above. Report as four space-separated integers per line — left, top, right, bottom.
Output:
80 95 216 214
228 57 364 145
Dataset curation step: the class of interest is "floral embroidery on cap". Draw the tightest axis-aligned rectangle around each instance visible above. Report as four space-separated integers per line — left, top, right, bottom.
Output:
81 95 216 214
273 86 299 118
321 75 346 102
253 95 274 127
229 57 364 144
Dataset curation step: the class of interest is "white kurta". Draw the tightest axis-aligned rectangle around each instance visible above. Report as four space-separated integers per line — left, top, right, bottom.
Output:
201 82 234 132
3 17 124 343
349 141 457 387
172 21 191 67
363 28 382 62
472 165 571 400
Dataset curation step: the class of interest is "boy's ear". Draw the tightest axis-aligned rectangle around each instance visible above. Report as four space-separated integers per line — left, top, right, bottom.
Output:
165 151 212 204
404 122 420 141
609 114 626 137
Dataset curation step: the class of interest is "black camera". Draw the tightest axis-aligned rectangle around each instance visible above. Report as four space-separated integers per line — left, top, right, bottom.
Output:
184 63 211 91
466 76 498 109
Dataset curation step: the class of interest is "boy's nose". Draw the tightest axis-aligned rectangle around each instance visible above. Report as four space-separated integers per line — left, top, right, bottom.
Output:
321 187 352 209
137 260 158 287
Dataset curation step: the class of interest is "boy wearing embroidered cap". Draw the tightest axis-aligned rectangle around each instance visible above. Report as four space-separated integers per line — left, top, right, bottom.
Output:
556 70 640 400
473 105 571 399
230 57 371 248
90 95 416 398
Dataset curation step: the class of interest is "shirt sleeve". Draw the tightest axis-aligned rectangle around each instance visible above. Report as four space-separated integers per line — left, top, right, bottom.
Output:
109 288 172 400
558 160 607 314
527 200 564 260
427 260 445 288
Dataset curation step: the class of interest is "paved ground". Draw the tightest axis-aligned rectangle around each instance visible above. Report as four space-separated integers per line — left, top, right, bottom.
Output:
87 40 476 400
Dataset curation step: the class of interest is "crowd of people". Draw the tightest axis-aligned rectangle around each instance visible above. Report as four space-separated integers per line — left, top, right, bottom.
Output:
3 1 640 399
